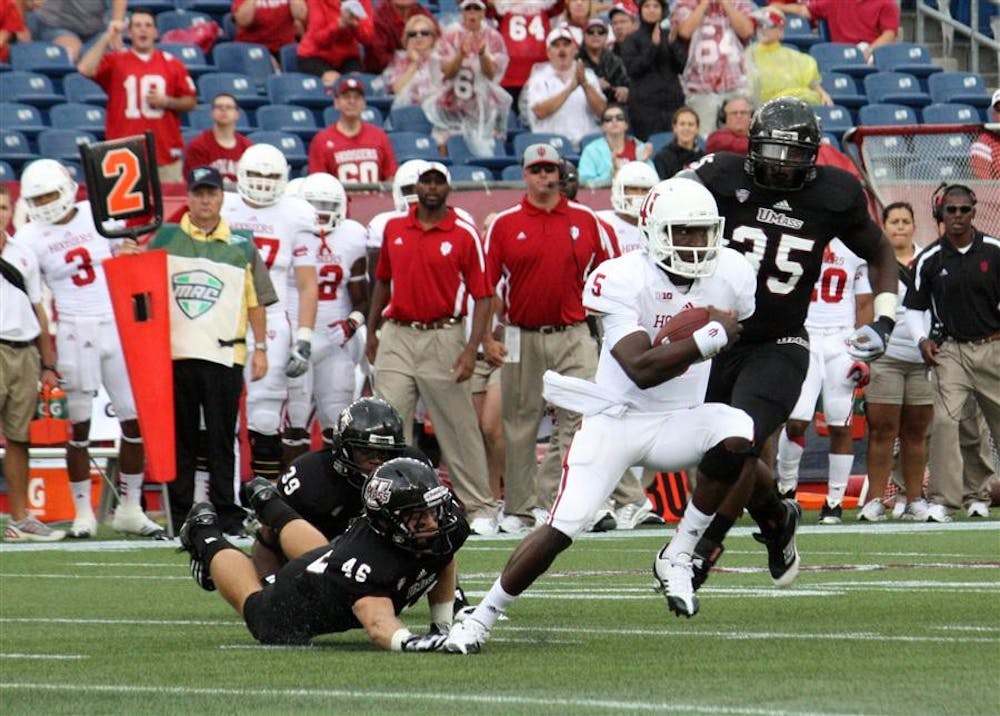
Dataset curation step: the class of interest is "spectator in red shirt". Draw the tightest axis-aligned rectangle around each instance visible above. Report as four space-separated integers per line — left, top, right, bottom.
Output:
365 161 501 535
77 9 197 183
771 0 899 63
308 77 398 185
0 0 29 64
971 90 1000 181
232 0 307 59
183 93 254 187
482 143 613 534
705 94 752 154
297 0 375 87
364 0 436 74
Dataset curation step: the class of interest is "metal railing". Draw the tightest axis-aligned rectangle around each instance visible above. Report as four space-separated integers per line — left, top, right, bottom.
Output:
916 0 1000 76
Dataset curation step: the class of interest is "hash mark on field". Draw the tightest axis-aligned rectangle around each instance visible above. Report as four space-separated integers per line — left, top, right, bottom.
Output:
1 653 87 660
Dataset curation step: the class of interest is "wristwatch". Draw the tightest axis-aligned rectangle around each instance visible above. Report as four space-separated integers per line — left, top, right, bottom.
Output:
254 343 268 352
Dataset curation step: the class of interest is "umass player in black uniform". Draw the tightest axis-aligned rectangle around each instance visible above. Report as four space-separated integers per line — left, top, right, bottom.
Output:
657 97 898 604
178 457 469 650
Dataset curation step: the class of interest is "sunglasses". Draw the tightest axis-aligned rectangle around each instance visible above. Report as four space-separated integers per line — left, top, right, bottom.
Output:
527 164 559 174
586 27 608 35
602 114 626 123
407 29 435 38
943 205 973 215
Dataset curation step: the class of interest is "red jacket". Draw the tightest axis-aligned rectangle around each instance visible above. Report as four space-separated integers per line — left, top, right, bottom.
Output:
297 0 375 69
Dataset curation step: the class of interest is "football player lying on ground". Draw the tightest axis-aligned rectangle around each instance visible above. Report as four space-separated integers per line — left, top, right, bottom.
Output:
444 177 759 654
178 457 469 650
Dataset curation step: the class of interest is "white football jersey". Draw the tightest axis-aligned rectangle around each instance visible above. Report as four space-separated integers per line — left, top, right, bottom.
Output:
286 219 368 325
583 249 756 413
805 238 871 329
18 202 120 318
596 210 642 255
222 193 317 308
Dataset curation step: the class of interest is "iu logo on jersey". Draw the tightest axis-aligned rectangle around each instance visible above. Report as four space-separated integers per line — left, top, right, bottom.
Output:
172 270 223 318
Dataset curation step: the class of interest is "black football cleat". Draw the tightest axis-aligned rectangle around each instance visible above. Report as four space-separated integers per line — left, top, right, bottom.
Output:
752 498 801 587
691 536 725 591
242 476 281 516
178 502 220 592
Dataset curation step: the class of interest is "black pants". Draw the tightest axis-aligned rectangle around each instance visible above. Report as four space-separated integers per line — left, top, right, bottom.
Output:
170 359 245 533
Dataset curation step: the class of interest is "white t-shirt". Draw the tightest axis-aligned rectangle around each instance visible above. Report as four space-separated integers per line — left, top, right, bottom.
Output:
0 234 43 341
524 62 603 148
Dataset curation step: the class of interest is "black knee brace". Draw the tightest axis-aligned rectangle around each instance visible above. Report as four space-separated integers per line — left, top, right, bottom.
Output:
249 431 283 480
699 440 754 485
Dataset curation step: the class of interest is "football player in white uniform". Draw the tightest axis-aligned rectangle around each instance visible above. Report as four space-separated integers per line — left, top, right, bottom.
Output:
776 239 872 523
597 160 659 256
222 144 319 480
364 159 425 288
444 178 757 654
283 173 368 457
16 159 163 538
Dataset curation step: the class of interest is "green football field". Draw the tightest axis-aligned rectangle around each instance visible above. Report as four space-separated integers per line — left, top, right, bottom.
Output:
1 516 998 715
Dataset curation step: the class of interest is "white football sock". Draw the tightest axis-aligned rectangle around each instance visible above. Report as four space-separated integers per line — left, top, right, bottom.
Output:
71 480 93 516
119 472 144 507
776 430 804 492
664 503 713 559
194 469 210 503
827 454 854 504
470 578 516 629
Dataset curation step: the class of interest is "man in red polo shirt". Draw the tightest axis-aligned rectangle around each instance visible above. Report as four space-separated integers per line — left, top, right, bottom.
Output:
483 143 614 534
365 161 500 535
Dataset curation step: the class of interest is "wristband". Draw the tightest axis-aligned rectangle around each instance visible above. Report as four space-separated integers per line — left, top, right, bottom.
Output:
255 343 267 352
295 326 314 343
429 601 453 630
873 292 897 321
691 321 728 360
389 627 414 652
347 310 365 328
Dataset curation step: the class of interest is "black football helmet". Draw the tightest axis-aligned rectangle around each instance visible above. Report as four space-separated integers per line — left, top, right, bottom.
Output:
362 457 463 554
745 96 821 191
333 397 407 488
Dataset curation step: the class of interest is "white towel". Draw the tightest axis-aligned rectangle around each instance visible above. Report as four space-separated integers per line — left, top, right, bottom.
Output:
542 370 632 417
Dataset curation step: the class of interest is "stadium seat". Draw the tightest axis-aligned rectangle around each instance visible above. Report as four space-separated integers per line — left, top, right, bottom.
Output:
197 72 268 108
62 160 85 183
579 132 604 151
500 164 524 181
128 0 175 13
783 15 824 50
904 159 958 182
267 73 330 109
449 164 494 183
646 131 674 153
911 133 972 162
247 130 308 168
175 0 231 13
863 134 915 163
444 134 515 171
927 71 992 108
37 129 98 162
809 42 877 78
857 103 918 127
159 43 215 77
63 73 107 105
872 43 943 81
512 132 577 161
322 104 383 127
821 133 841 151
156 10 215 35
920 102 981 125
9 42 75 77
182 127 202 145
187 104 255 131
387 105 433 134
0 103 47 140
821 72 867 109
279 43 299 73
212 42 275 90
389 131 447 163
0 160 15 181
813 105 853 139
0 71 64 108
863 72 932 108
256 104 319 141
0 130 39 169
49 103 107 139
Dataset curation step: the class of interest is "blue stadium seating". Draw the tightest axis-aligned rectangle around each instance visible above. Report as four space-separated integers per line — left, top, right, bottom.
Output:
810 42 877 78
175 0 231 13
197 72 268 108
821 72 867 109
156 10 215 35
0 160 15 181
904 159 958 182
386 105 433 134
512 132 577 161
49 103 107 139
646 131 674 153
921 102 980 125
256 104 319 141
389 131 447 163
187 104 255 131
212 42 275 90
857 103 919 126
279 43 299 73
449 164 494 183
37 129 98 162
911 133 972 162
10 42 75 77
579 132 603 151
863 72 932 108
444 135 514 171
182 127 202 145
247 130 308 168
500 164 524 182
62 160 85 183
63 73 107 105
872 43 943 81
813 105 853 139
927 71 992 108
783 15 825 50
0 71 64 108
159 43 215 77
863 134 915 163
821 133 841 151
0 103 47 140
268 73 330 109
0 130 39 169
323 105 384 127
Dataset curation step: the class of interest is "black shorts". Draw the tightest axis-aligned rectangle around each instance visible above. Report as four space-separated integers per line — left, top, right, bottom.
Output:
705 332 810 448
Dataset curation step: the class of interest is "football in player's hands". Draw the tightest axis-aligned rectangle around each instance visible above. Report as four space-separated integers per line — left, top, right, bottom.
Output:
654 307 711 345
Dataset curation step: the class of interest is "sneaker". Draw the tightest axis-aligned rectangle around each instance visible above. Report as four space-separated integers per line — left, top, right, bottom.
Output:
925 502 952 523
497 513 530 534
112 504 167 539
468 515 499 536
67 511 98 539
614 502 642 530
902 497 930 522
242 476 280 516
653 550 699 618
752 499 801 587
691 535 725 591
178 502 221 591
588 508 617 532
818 499 843 525
858 498 887 523
442 618 490 655
891 498 907 520
4 516 66 542
530 507 550 527
966 500 989 518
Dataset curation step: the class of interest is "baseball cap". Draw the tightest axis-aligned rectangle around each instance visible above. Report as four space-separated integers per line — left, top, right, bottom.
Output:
187 166 224 191
460 0 486 8
992 88 1000 108
336 77 366 97
587 17 608 30
522 143 561 168
608 2 636 18
417 160 451 183
546 26 579 46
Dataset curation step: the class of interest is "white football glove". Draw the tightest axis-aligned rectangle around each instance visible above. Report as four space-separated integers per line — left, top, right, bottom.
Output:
285 339 312 378
847 316 894 362
327 310 365 347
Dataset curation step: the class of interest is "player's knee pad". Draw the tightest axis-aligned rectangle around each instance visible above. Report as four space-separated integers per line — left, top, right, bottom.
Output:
247 406 282 436
248 430 283 480
66 392 94 423
699 439 754 485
